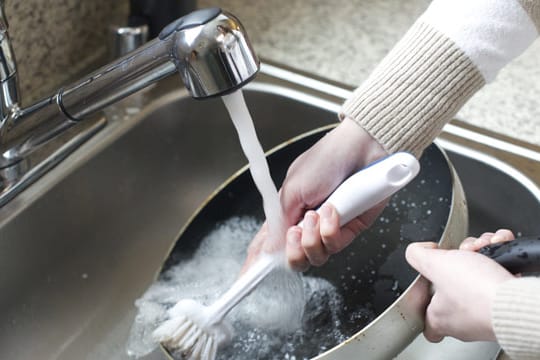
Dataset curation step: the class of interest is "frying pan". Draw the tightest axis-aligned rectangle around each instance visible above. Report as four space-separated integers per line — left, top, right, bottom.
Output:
152 124 469 359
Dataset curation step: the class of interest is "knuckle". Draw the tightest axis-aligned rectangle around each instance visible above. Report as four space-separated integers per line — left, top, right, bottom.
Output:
321 239 341 254
302 239 320 252
424 329 444 343
288 255 308 272
309 254 329 267
425 306 446 339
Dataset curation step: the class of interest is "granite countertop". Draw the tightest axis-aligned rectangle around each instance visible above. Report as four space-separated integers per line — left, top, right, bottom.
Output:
200 0 540 148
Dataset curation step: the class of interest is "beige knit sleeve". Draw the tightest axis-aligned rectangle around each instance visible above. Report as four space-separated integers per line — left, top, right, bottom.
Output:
493 277 540 360
340 0 540 158
340 20 484 157
519 0 540 32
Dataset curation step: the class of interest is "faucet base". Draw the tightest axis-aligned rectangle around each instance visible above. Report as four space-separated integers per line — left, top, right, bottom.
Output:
0 115 106 207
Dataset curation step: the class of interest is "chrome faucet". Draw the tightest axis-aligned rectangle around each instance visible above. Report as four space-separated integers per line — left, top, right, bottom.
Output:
0 6 259 206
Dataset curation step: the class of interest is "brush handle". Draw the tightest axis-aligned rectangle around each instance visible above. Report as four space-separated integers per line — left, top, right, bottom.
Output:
208 252 280 322
303 152 420 226
208 152 420 323
479 236 540 274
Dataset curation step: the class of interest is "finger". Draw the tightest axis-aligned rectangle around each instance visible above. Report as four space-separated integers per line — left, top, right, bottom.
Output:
407 274 432 317
241 223 269 273
459 236 480 250
489 229 515 244
279 183 309 226
319 204 348 254
405 246 452 342
247 222 268 254
320 201 385 254
424 331 444 343
286 226 309 272
301 211 329 266
405 242 440 281
471 232 496 251
459 232 494 251
459 229 515 251
424 297 445 343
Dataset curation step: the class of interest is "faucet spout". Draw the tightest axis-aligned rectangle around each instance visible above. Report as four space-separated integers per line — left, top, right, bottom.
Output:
61 7 259 120
0 7 259 206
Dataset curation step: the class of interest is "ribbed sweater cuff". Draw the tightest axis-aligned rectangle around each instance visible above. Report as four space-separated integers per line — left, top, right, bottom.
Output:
493 277 540 359
340 21 485 157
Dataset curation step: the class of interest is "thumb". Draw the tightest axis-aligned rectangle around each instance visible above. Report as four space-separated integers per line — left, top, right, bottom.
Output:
405 242 440 281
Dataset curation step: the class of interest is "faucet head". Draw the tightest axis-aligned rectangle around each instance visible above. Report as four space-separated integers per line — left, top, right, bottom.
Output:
160 8 260 99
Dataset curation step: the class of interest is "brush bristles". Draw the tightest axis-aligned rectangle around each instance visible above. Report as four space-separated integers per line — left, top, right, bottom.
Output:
153 315 218 360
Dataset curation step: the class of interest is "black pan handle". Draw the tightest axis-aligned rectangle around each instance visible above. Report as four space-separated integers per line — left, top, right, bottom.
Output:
478 236 540 274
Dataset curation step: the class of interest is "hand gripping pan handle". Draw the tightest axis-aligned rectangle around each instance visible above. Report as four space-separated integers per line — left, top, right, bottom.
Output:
479 236 540 274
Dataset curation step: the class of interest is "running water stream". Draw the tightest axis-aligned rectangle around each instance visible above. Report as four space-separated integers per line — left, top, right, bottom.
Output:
221 90 287 250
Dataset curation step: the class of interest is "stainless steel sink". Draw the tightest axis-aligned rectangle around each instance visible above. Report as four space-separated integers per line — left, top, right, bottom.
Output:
0 63 539 360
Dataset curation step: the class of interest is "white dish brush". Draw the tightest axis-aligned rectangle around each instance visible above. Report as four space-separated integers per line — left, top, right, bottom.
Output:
153 152 420 360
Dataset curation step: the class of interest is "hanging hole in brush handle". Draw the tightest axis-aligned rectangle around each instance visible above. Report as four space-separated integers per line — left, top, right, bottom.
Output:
478 236 540 274
322 152 420 226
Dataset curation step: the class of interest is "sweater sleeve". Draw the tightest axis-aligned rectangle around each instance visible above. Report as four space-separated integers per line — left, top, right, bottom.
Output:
493 277 540 360
340 0 539 157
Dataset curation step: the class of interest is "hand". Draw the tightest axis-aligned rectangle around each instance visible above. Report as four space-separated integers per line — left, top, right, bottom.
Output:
244 118 388 272
459 229 515 251
405 232 516 343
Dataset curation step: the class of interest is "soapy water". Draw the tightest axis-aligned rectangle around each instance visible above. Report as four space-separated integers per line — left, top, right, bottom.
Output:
125 170 451 359
125 184 447 359
126 216 367 359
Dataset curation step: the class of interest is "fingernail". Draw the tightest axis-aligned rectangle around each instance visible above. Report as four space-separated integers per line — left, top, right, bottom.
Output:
490 234 503 244
287 227 301 246
304 211 317 228
411 242 438 250
320 204 333 219
474 237 486 246
320 205 335 228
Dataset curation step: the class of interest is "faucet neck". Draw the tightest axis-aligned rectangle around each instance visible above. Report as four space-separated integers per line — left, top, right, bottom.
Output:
0 7 259 207
59 8 259 120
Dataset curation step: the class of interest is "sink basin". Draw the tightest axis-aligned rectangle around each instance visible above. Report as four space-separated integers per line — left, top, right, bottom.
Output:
0 63 539 360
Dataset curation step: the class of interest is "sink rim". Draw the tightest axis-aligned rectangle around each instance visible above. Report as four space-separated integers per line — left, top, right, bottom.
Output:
2 61 539 226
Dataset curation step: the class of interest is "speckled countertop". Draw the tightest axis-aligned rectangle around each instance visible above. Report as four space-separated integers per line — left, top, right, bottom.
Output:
201 0 540 148
4 0 128 105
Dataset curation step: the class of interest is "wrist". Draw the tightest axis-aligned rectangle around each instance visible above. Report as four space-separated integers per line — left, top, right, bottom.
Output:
339 117 388 169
